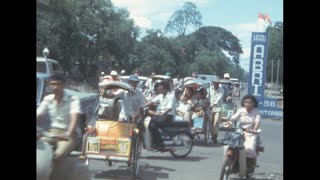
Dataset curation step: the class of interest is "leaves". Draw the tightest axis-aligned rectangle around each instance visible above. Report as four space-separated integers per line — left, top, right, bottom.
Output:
165 2 202 36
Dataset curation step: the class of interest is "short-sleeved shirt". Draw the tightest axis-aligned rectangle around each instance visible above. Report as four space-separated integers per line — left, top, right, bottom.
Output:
230 107 261 129
115 88 145 120
176 100 192 113
37 90 82 131
209 87 224 112
151 91 176 116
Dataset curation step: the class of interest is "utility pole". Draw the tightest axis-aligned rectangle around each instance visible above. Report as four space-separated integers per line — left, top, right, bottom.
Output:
271 59 274 84
276 59 280 90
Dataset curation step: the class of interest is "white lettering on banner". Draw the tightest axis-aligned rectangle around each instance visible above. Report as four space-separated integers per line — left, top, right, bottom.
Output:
264 100 276 107
253 34 267 42
260 110 283 117
251 45 265 96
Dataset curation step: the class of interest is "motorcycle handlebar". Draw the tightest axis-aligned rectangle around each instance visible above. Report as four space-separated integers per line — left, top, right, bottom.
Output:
243 128 262 134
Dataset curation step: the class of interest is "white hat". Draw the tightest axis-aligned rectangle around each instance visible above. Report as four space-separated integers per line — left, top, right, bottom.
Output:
121 70 126 74
101 72 105 75
224 73 230 79
110 70 118 76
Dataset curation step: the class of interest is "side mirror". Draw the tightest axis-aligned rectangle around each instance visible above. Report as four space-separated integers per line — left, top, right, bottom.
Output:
42 48 50 57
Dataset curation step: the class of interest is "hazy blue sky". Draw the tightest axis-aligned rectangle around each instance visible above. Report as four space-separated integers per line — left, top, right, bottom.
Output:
112 0 283 71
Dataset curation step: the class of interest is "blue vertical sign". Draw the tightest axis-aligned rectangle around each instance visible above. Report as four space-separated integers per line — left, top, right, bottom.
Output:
248 32 282 119
248 32 268 99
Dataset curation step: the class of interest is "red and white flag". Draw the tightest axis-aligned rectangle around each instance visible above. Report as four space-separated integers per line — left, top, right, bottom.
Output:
264 13 272 25
257 12 266 32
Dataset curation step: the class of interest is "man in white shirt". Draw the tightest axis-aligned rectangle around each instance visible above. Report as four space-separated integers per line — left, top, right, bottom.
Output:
108 75 145 123
210 78 224 143
144 80 176 147
37 73 82 161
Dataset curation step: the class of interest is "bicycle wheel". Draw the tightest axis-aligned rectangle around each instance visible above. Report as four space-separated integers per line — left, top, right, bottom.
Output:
220 157 232 180
132 134 141 178
169 133 193 158
204 118 211 145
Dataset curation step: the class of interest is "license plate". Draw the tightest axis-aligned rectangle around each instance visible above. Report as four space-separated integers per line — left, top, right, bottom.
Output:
86 137 100 153
116 139 131 156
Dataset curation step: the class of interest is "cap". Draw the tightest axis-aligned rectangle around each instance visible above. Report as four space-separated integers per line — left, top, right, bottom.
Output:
121 70 126 74
128 74 139 82
101 72 105 75
224 73 230 79
110 70 118 76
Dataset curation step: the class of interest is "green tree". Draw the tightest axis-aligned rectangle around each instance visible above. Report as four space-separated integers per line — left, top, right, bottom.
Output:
37 0 138 82
131 29 175 75
192 26 243 64
266 21 283 84
165 2 202 36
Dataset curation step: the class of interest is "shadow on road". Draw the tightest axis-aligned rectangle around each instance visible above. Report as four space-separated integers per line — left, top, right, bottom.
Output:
193 140 224 148
51 157 90 180
140 155 208 162
92 163 174 180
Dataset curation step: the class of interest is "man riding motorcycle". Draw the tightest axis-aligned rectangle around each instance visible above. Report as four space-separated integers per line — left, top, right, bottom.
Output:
37 73 82 161
144 80 176 148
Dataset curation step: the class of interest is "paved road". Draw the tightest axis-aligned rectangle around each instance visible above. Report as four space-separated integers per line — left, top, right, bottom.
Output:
48 86 283 180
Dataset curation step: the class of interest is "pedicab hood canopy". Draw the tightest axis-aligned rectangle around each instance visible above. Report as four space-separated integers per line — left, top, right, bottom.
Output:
99 81 134 92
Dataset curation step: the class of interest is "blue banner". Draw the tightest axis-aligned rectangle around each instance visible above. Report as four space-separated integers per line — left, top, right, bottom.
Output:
248 32 268 97
256 97 283 118
248 32 283 119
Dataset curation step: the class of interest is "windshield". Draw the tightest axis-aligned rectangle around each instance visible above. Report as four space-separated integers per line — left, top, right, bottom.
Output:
37 78 44 106
37 62 47 73
52 62 63 72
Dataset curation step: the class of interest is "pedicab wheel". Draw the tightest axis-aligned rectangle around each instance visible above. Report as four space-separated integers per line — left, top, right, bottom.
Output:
169 133 193 158
132 133 141 178
204 118 211 145
220 157 232 180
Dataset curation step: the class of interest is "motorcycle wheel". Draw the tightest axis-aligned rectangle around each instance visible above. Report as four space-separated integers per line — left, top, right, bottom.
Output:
246 158 256 179
220 157 232 180
132 134 142 178
204 118 211 145
169 133 193 158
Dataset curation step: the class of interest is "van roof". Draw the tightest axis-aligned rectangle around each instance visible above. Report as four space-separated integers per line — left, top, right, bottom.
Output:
37 57 59 63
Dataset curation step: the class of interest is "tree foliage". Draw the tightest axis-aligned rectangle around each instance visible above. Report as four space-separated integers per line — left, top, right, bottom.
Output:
266 21 283 84
192 26 243 64
37 1 258 84
165 2 202 36
37 0 139 82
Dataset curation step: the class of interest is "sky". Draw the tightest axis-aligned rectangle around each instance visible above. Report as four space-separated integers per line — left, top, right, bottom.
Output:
111 0 283 72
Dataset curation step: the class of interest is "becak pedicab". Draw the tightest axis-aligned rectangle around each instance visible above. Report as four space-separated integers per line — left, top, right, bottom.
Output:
181 78 212 145
219 79 237 130
79 81 142 178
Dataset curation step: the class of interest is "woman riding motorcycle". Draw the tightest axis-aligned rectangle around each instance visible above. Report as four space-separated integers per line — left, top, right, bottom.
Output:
228 94 262 167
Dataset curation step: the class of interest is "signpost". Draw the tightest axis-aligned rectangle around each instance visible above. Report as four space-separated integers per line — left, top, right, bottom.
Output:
248 32 283 119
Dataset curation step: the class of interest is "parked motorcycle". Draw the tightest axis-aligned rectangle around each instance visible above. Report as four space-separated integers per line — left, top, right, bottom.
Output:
138 107 194 158
219 121 264 180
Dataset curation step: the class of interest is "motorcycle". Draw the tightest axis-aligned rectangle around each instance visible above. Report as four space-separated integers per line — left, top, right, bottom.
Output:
138 107 194 158
219 121 264 180
37 127 54 180
37 127 73 180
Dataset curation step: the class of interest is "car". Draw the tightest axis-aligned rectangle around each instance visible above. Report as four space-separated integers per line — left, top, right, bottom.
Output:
37 56 64 75
197 74 220 87
36 56 64 107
